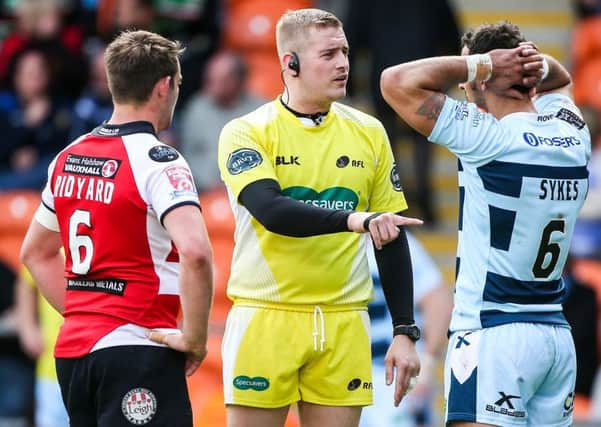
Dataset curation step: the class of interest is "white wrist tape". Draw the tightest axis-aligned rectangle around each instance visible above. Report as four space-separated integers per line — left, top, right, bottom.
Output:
541 57 549 80
465 54 493 82
465 55 478 82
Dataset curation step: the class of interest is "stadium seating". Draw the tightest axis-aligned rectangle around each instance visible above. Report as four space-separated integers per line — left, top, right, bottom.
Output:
0 190 41 271
222 0 313 99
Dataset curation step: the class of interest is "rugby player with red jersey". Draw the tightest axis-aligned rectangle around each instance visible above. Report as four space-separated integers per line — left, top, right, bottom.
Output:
21 30 214 427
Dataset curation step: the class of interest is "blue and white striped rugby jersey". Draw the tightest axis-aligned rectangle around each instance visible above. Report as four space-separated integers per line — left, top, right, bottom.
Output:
429 93 591 332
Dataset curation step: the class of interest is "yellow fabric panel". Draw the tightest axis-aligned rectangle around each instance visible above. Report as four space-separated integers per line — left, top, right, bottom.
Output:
223 304 373 407
218 99 408 305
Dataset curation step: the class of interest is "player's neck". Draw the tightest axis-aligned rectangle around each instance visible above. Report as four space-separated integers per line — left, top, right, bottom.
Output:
108 104 159 133
486 96 537 120
284 91 332 115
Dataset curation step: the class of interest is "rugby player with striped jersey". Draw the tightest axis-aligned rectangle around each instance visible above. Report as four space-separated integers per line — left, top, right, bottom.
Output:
381 21 590 427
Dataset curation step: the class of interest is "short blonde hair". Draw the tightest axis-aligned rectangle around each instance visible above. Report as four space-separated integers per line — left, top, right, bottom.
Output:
275 8 342 58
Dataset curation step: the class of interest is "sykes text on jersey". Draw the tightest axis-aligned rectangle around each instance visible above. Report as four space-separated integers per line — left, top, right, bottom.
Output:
539 179 580 201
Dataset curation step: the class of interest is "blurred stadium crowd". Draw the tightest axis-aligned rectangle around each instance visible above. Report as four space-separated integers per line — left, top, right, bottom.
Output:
0 0 600 426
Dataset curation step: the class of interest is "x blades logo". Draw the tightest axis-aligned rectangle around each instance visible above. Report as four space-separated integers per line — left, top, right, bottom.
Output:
485 391 525 418
495 392 520 409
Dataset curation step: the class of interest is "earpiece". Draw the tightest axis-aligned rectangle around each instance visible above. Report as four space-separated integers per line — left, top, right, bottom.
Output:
288 51 300 77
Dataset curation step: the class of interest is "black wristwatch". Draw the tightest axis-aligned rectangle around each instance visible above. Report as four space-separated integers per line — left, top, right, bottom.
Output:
393 324 421 342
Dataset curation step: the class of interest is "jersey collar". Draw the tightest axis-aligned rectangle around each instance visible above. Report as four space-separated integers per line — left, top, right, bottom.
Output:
92 121 157 137
278 97 331 127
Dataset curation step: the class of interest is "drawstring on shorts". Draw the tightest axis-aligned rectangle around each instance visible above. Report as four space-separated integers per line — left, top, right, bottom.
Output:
312 305 326 351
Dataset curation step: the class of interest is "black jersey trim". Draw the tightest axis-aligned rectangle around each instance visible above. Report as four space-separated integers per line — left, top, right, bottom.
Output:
92 121 157 137
160 201 201 227
42 200 56 213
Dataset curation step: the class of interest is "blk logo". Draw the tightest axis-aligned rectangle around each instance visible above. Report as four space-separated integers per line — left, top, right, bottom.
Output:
495 392 520 409
276 155 300 166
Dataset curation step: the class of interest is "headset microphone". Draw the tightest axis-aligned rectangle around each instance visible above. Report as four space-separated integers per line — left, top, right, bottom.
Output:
288 51 300 77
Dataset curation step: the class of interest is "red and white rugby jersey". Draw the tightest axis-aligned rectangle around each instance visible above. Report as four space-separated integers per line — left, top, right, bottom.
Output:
35 121 201 358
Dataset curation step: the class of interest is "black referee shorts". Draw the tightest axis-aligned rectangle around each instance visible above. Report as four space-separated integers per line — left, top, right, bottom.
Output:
56 346 193 426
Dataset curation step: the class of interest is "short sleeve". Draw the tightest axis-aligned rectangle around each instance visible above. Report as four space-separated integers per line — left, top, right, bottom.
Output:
367 123 408 213
534 93 581 117
406 233 443 303
144 155 201 225
218 118 278 199
534 93 590 157
36 158 59 232
428 96 508 165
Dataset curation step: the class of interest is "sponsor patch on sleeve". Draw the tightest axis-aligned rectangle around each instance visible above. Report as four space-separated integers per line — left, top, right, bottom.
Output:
149 145 180 162
390 163 403 192
226 148 263 175
164 166 197 197
454 101 470 121
555 108 585 130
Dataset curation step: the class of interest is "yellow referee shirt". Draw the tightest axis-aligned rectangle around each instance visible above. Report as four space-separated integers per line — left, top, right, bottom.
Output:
218 99 407 305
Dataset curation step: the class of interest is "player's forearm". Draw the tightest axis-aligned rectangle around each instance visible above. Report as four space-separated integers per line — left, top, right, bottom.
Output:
15 275 40 334
419 285 453 356
373 226 415 327
20 220 65 312
240 179 351 236
537 55 572 94
163 206 214 348
381 56 464 136
383 56 467 96
179 251 214 349
21 254 65 313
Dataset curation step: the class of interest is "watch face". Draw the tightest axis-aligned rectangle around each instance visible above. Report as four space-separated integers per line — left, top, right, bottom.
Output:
394 325 421 341
411 326 420 340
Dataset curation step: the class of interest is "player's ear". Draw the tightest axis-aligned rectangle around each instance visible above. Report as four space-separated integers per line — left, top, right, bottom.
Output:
156 75 172 98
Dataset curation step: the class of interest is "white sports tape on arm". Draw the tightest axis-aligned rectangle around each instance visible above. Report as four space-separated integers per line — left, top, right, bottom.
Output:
465 54 493 82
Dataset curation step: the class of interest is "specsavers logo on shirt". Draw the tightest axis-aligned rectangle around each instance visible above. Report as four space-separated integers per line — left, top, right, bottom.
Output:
283 186 359 210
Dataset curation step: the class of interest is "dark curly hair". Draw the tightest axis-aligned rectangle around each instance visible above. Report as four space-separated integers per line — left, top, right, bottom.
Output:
461 21 526 55
461 21 528 93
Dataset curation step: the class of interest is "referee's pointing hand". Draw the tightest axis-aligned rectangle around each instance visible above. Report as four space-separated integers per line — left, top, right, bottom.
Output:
347 212 423 249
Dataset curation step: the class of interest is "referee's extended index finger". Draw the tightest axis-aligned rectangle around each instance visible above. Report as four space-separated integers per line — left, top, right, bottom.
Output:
393 216 423 227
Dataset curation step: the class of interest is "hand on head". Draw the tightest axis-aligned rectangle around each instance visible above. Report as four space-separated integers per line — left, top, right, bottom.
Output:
486 43 545 99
